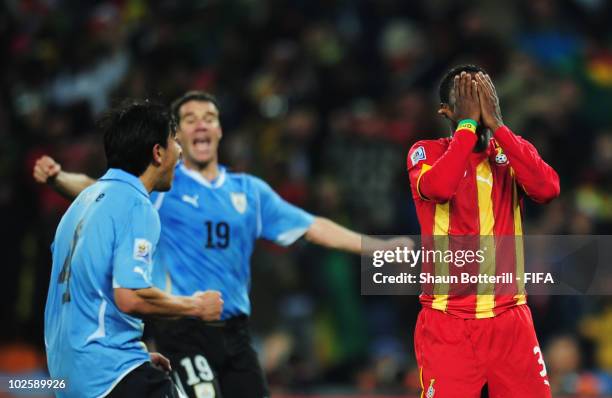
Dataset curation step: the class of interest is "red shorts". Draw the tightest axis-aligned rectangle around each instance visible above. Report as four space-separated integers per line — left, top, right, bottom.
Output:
414 305 551 398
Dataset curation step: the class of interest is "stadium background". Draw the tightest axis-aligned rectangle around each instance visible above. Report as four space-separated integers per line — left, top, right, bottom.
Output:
1 0 612 396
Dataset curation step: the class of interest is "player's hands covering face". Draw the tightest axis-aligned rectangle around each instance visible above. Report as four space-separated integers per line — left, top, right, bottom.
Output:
453 71 481 123
476 72 504 131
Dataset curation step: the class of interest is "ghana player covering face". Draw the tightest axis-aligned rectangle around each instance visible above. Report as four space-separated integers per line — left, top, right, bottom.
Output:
407 65 559 398
437 65 492 152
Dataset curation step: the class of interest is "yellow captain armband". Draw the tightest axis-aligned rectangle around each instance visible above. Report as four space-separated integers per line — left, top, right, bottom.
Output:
456 119 477 134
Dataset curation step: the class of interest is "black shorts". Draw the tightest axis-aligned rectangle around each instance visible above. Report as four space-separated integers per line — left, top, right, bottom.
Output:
107 362 182 398
152 316 269 398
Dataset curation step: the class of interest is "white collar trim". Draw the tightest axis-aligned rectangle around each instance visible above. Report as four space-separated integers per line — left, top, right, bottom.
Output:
180 164 227 189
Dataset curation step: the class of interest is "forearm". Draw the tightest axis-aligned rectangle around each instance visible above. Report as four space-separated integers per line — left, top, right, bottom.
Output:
419 130 477 202
304 217 362 254
493 126 560 203
115 287 198 318
51 171 96 199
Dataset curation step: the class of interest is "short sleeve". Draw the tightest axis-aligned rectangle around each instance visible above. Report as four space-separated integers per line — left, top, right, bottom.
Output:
253 177 314 246
112 202 160 289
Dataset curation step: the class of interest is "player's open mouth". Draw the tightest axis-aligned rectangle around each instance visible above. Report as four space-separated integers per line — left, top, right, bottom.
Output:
193 138 212 153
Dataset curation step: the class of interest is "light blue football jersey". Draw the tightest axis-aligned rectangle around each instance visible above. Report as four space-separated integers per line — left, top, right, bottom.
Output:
151 164 314 319
44 168 159 398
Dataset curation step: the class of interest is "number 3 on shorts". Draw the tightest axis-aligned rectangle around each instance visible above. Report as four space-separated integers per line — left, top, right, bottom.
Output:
180 355 216 398
533 346 550 386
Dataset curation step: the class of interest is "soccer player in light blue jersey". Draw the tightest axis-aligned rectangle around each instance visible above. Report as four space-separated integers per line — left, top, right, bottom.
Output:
35 92 410 398
43 100 223 398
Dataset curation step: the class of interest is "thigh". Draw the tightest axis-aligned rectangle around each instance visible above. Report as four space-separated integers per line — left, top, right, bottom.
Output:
414 307 486 398
168 352 222 398
152 320 224 398
220 326 269 398
107 362 181 398
487 305 551 398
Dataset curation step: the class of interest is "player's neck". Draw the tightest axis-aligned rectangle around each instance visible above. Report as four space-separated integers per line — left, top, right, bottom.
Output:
138 170 157 193
184 159 220 182
473 129 491 153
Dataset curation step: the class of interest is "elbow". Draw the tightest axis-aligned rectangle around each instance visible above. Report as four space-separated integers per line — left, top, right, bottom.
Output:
304 217 325 245
420 186 454 203
532 180 560 204
418 175 455 203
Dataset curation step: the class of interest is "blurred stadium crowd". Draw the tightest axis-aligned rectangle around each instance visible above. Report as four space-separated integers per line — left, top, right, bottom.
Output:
1 0 612 396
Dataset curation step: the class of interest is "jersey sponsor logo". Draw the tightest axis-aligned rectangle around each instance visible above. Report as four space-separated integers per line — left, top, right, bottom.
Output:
181 194 199 208
133 238 152 264
411 146 426 166
230 192 247 214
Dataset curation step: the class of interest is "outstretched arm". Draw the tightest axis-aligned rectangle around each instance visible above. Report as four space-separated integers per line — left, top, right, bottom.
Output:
304 217 362 254
304 217 413 255
33 155 95 199
255 176 413 255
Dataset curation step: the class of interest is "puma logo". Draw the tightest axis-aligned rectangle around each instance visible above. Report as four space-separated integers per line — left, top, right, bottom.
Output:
477 175 493 187
181 194 199 208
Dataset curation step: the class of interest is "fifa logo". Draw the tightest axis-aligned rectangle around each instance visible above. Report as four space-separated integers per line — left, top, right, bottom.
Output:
426 379 436 398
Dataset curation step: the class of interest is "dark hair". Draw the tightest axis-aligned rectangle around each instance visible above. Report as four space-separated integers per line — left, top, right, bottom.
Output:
438 64 487 104
101 100 177 176
171 91 220 122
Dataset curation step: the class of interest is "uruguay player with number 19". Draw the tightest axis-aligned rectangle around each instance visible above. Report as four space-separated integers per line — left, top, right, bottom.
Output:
43 101 223 398
34 91 410 398
149 93 327 398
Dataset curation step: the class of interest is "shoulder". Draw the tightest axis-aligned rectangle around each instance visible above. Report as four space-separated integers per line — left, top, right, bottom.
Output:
124 195 157 220
107 184 156 217
85 180 150 210
229 172 268 190
407 138 449 169
231 173 281 202
89 183 158 231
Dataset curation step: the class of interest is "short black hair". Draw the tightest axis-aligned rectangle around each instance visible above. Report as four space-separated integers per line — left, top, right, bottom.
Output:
438 64 487 104
101 100 177 176
171 91 220 123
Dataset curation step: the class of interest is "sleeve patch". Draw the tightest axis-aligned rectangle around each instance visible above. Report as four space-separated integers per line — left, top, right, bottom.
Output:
133 238 152 264
411 146 426 166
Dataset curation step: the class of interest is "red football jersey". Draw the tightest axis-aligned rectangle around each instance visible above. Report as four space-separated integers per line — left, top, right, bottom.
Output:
407 126 559 319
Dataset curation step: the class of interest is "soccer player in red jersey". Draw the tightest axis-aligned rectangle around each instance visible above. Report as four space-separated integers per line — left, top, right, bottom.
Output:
407 65 559 398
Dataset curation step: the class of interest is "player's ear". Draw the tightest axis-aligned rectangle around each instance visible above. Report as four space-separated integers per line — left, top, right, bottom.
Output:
438 103 452 119
152 143 164 166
